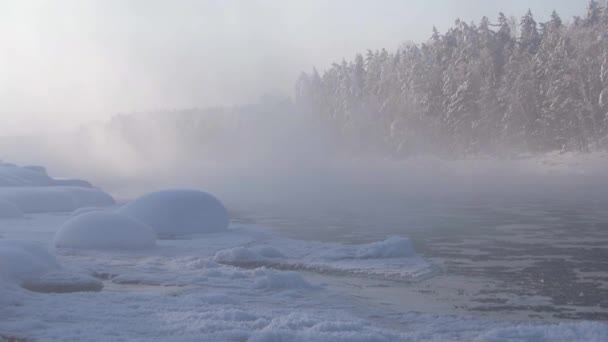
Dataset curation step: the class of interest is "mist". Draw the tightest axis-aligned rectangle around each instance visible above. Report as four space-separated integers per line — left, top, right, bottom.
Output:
0 0 583 135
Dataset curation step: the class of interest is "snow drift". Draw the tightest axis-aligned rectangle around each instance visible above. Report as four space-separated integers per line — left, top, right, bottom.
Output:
119 189 230 237
54 211 157 250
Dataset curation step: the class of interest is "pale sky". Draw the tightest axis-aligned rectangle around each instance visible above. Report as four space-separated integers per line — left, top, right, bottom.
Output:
0 0 587 135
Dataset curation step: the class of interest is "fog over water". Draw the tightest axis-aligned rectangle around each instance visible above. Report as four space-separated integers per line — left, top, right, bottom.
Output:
1 0 583 135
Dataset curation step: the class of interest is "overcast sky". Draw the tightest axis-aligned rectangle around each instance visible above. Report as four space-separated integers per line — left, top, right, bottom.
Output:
0 0 588 135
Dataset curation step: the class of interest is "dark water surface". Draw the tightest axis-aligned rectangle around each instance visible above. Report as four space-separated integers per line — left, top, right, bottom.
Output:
235 193 608 321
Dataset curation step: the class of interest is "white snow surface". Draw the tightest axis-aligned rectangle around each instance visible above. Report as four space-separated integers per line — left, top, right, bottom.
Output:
0 212 606 341
54 211 157 250
119 189 230 237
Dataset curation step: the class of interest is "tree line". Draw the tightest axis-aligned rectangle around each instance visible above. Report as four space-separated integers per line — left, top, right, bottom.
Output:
295 1 608 156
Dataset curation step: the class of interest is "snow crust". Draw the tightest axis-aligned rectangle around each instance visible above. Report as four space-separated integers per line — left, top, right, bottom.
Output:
119 189 229 237
54 211 157 250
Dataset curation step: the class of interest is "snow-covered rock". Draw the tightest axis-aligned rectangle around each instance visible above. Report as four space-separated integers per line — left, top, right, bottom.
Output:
0 199 23 219
0 187 115 213
0 240 61 282
119 189 230 237
0 239 102 293
54 211 157 250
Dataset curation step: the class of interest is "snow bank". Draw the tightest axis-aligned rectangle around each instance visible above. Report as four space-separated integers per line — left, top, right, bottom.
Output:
54 211 157 250
0 187 115 213
0 199 23 219
119 189 230 237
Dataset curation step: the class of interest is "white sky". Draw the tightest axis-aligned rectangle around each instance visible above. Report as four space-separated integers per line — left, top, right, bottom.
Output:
0 0 587 135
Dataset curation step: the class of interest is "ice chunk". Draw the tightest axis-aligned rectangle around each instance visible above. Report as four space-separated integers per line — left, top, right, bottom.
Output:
119 189 229 237
54 211 157 250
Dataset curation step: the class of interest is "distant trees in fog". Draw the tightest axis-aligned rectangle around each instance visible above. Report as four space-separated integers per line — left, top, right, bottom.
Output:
296 1 608 156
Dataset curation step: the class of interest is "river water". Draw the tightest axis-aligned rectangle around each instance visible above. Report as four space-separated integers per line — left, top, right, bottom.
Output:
237 188 608 322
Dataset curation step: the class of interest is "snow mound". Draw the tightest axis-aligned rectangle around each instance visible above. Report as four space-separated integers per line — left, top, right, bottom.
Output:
54 211 157 250
0 187 115 213
119 189 230 237
0 199 23 219
0 240 61 282
0 240 103 293
253 269 313 290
